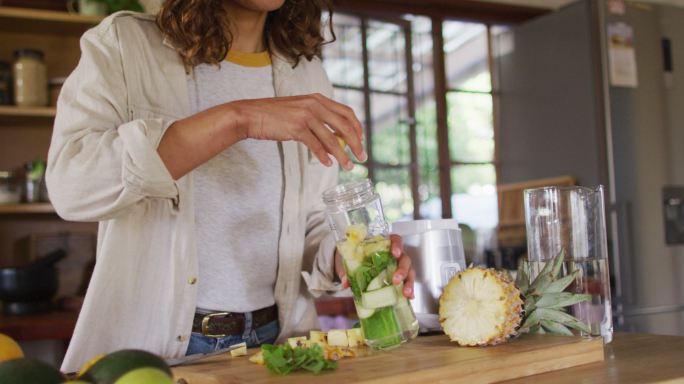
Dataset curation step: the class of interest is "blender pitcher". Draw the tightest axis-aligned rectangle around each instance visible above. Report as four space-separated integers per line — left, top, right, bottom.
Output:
524 185 613 343
323 179 419 350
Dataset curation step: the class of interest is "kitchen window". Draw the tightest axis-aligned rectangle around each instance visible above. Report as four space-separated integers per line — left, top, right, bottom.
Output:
322 13 500 236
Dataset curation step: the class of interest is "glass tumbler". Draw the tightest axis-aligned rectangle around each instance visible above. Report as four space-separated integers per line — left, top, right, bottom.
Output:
524 185 613 343
323 179 419 349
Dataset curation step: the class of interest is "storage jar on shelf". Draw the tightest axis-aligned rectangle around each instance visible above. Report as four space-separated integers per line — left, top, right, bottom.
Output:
13 49 48 107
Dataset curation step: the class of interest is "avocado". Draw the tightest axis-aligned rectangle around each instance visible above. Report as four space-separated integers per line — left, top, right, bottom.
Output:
81 350 171 384
0 357 65 384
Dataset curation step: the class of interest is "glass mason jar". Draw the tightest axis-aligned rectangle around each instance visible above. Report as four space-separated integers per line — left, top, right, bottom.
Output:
323 179 419 350
13 49 48 107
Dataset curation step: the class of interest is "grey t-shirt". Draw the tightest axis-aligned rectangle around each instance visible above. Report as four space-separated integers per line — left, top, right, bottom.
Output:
188 52 282 313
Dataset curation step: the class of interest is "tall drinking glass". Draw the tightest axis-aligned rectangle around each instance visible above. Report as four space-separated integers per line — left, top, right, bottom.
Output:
524 186 613 343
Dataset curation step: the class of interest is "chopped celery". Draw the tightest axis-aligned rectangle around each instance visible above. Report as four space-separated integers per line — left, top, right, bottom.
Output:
360 307 402 349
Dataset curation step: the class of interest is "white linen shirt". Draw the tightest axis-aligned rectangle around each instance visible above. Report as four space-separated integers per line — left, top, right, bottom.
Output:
46 12 339 373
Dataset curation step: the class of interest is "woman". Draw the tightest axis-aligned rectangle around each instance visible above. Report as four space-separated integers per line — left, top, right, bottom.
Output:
47 0 415 372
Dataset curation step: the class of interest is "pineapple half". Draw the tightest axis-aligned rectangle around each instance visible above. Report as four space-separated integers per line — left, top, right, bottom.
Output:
439 251 591 346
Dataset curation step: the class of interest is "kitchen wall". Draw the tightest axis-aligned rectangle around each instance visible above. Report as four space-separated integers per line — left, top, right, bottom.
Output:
662 7 684 186
660 5 684 316
494 0 605 187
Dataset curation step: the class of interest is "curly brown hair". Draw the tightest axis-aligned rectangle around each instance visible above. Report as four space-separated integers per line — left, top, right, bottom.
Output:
156 0 334 67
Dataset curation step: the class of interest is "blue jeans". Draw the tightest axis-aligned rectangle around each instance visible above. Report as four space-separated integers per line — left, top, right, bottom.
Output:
185 316 279 356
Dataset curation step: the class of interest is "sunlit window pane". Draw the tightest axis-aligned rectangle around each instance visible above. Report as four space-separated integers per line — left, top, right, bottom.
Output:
371 93 410 166
323 14 364 89
443 21 491 92
447 92 494 163
367 21 407 93
339 163 368 184
451 164 498 229
374 167 413 222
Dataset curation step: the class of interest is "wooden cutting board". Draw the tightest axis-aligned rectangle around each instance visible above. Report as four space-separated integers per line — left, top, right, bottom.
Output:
173 334 604 384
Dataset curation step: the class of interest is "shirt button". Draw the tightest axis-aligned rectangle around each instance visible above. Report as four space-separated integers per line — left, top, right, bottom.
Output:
188 277 197 285
177 334 188 342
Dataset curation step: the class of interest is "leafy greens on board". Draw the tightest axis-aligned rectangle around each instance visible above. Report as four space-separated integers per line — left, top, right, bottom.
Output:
261 343 338 375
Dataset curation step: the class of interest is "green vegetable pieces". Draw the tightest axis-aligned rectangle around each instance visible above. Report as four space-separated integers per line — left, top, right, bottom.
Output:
349 250 395 298
261 343 337 375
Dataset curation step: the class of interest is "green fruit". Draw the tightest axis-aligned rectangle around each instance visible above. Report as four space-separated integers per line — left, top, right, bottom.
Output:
113 368 173 384
82 350 171 384
0 357 65 384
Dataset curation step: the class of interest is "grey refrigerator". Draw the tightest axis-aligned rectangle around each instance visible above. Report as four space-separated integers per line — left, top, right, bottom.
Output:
494 0 684 335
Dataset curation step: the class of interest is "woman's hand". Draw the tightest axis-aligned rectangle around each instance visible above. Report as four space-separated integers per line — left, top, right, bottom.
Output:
334 234 416 299
159 93 365 180
231 93 366 170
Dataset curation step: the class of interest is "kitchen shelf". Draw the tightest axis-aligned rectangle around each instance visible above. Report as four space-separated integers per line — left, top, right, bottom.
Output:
0 105 56 118
0 6 103 35
0 203 55 214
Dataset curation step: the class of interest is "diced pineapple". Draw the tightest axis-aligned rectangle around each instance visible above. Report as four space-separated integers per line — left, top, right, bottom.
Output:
340 347 356 358
346 328 364 348
309 330 328 347
327 329 349 347
249 351 264 365
345 224 368 244
323 346 357 361
323 346 342 361
230 342 247 357
287 336 308 349
337 240 363 266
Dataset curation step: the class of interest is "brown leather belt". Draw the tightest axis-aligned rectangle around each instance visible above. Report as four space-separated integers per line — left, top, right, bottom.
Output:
192 305 278 338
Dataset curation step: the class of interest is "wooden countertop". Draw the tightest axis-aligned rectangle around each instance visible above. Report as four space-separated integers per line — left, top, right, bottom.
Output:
502 332 684 383
173 332 684 384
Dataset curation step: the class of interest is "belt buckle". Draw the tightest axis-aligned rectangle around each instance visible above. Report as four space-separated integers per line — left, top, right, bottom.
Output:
201 312 230 338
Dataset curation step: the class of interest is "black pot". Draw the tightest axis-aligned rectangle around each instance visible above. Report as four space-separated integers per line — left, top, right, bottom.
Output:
0 249 66 315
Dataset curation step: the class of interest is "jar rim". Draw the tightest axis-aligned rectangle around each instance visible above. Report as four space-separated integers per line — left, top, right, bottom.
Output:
14 49 44 60
322 179 377 210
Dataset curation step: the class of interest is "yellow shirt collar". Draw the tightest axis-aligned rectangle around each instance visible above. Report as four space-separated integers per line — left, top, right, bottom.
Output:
225 50 271 67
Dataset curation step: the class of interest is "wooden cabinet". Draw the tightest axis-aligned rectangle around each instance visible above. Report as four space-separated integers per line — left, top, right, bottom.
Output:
0 6 98 270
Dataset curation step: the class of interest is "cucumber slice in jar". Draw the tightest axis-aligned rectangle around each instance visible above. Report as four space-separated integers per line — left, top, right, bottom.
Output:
361 285 398 309
355 300 376 319
366 270 389 291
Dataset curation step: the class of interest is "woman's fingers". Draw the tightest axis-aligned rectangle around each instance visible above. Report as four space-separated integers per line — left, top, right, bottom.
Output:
308 119 353 170
310 93 366 161
389 234 414 298
334 251 349 288
404 268 415 299
297 127 332 166
390 234 403 258
394 252 412 285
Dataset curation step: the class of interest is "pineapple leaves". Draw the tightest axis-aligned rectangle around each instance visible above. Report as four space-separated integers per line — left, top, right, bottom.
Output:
517 249 593 337
519 308 541 332
536 292 592 309
546 269 582 293
528 249 565 296
540 320 574 336
534 308 591 334
515 259 530 294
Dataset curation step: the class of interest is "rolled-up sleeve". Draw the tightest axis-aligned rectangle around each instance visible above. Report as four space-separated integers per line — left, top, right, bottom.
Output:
46 23 177 222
